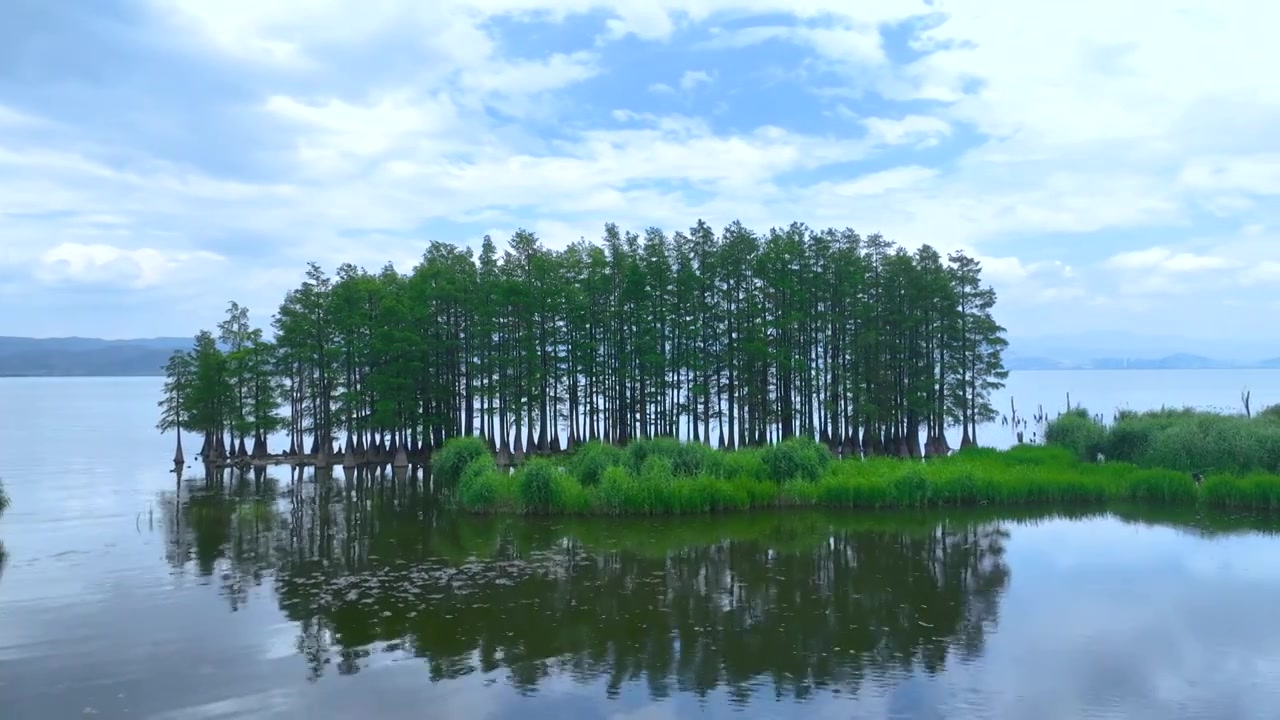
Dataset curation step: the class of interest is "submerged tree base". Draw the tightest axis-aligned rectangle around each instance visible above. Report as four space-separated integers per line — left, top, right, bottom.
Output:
445 438 1280 515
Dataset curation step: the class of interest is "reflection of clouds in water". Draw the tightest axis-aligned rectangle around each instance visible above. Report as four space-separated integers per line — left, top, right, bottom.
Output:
146 689 298 720
290 663 514 720
928 523 1280 719
778 517 1280 719
260 621 303 661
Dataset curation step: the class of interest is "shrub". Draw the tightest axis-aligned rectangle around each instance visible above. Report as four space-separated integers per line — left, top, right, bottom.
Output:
1044 408 1107 461
761 436 830 483
1104 419 1156 464
670 442 714 477
596 465 638 515
889 465 932 507
551 472 591 514
623 437 683 475
433 436 491 490
704 448 765 481
517 458 560 514
449 428 1280 515
1258 404 1280 423
640 454 675 483
568 441 623 487
457 457 509 512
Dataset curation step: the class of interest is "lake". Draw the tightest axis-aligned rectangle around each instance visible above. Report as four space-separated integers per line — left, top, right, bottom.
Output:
2 370 1280 719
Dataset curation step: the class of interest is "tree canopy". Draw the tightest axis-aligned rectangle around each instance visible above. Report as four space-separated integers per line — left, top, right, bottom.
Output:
159 220 1008 462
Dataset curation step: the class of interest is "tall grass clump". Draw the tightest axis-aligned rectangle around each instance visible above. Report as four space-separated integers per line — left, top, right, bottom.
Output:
449 429 1280 515
1199 472 1280 509
1083 408 1280 476
456 456 517 513
596 465 640 515
433 436 491 490
1258 404 1280 423
622 437 684 475
1044 408 1107 461
670 442 715 478
704 447 766 481
761 436 830 483
568 440 624 487
517 458 560 514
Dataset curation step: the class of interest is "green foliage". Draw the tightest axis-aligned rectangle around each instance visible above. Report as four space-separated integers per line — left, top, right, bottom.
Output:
166 222 1011 473
704 448 766 481
434 436 492 490
456 456 513 512
568 441 624 487
761 436 830 483
670 442 715 477
0 478 8 519
1258 404 1280 423
517 459 560 514
1045 407 1280 476
456 441 1280 516
623 437 683 475
157 349 194 434
596 465 637 515
1044 408 1107 460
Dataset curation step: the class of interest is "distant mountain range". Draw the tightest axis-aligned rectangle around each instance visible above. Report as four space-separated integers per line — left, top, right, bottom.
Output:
1005 354 1280 371
1004 332 1280 371
0 331 1277 377
0 336 191 377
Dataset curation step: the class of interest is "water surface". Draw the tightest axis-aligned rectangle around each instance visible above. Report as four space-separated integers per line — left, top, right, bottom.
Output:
2 374 1280 719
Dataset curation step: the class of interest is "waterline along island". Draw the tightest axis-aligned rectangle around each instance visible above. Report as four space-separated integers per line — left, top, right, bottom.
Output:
158 221 1280 513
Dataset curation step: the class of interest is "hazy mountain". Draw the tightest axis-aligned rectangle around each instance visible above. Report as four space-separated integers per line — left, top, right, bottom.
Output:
0 337 191 377
0 332 1276 377
1008 332 1280 366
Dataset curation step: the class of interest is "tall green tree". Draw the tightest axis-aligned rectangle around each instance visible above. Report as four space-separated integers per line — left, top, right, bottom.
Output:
168 220 1009 464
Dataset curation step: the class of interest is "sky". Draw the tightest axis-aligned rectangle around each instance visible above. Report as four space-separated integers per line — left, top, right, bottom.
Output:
2 1 1279 341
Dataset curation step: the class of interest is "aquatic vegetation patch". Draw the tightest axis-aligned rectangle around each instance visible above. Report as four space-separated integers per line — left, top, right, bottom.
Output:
441 437 1269 515
1046 407 1280 476
432 436 492 491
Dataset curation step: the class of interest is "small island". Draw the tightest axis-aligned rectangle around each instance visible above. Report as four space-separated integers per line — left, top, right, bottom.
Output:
157 221 1280 513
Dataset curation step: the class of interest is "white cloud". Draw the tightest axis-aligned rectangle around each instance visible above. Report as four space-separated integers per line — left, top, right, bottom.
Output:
1 0 1278 338
816 166 937 197
1178 155 1280 196
862 115 951 146
35 243 225 289
678 69 713 91
1241 262 1280 286
1104 247 1241 275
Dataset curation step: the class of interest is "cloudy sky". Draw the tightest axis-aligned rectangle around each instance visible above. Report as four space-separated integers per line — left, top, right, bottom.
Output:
2 0 1278 341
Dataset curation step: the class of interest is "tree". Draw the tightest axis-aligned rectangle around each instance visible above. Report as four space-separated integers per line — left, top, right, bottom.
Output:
165 219 1009 465
157 348 195 437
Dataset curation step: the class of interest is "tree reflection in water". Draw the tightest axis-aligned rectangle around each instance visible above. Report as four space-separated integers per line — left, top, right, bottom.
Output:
159 466 1014 702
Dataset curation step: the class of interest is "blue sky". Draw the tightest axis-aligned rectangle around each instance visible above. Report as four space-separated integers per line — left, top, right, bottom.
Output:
2 0 1279 341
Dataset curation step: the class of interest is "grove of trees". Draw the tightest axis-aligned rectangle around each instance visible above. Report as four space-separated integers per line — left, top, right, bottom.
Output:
158 220 1008 464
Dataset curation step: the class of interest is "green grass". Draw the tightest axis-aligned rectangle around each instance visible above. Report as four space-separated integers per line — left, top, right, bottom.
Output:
432 436 490 492
1047 406 1280 478
439 434 1280 516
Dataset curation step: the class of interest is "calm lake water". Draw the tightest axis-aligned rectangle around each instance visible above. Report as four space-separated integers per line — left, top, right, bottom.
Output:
3 370 1280 719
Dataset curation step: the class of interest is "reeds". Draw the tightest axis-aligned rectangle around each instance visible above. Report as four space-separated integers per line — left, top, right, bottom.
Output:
1046 406 1280 479
432 436 491 491
443 436 1280 515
